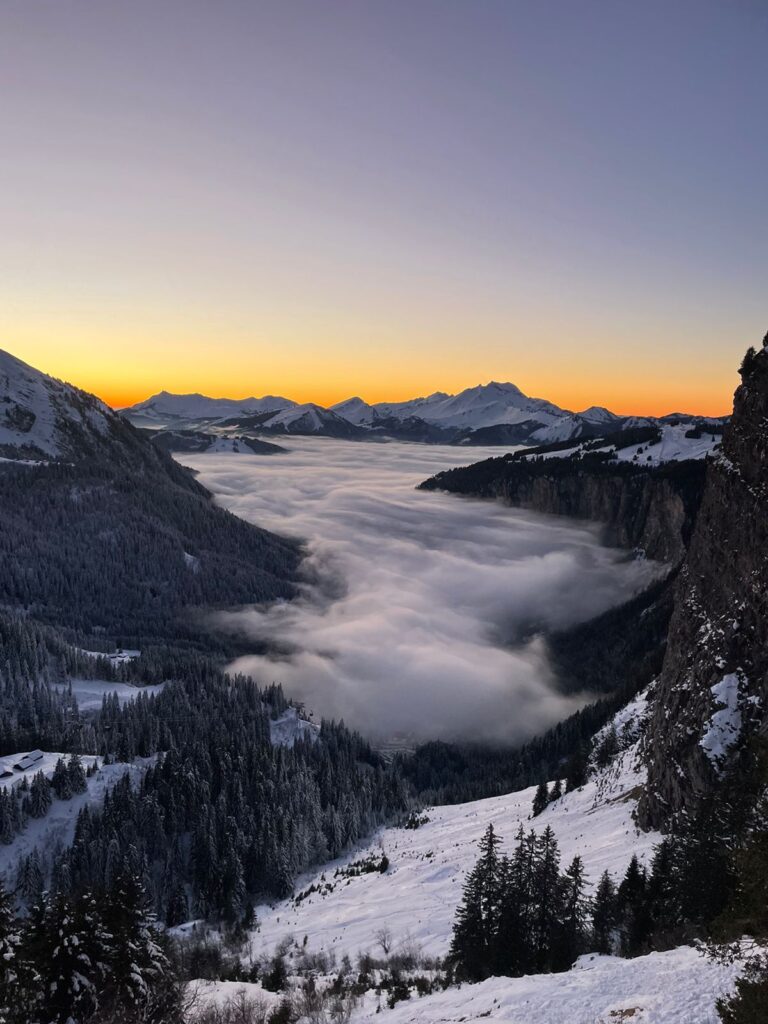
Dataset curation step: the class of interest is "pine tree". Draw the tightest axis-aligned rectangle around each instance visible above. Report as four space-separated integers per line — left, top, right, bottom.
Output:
26 771 51 818
565 742 589 792
50 756 72 800
66 752 88 794
15 891 48 1024
595 726 619 768
100 870 172 1022
532 780 549 817
495 826 534 976
531 826 563 971
592 870 618 954
449 824 503 981
40 888 111 1024
550 778 563 804
617 855 650 957
0 879 20 1024
553 855 590 970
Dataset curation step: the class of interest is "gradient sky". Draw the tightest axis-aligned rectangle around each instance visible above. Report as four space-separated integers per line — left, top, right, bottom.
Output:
0 0 765 414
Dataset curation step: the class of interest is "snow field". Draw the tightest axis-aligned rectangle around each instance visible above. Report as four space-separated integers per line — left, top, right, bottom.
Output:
248 740 660 964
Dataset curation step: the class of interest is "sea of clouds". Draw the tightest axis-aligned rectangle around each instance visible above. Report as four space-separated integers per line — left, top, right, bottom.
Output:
182 439 660 745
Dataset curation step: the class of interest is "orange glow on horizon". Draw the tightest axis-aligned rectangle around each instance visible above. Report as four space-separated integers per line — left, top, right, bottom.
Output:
4 327 743 422
89 376 736 420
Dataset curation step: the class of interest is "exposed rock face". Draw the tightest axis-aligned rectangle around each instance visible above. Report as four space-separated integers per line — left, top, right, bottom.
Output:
638 338 768 828
420 457 705 564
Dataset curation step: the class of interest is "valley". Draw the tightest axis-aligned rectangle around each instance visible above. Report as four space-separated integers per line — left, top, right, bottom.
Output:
0 341 765 1024
179 437 660 744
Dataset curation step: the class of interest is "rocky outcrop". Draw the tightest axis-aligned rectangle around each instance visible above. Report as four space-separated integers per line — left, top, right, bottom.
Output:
420 456 705 564
638 336 768 829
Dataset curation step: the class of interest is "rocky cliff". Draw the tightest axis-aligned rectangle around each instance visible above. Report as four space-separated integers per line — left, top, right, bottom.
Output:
638 336 768 828
420 455 705 564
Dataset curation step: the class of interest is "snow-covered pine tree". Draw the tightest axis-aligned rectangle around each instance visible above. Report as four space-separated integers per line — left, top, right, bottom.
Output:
39 888 110 1024
50 756 72 800
26 770 52 818
99 869 175 1022
66 752 87 794
0 879 20 1024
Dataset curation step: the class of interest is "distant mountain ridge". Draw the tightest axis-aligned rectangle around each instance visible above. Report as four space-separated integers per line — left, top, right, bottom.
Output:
122 379 727 447
124 389 296 427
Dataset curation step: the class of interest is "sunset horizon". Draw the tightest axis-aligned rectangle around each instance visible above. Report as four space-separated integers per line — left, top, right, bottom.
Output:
3 337 741 419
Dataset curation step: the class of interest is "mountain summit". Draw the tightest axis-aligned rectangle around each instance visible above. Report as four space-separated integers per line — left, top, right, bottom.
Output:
0 348 115 460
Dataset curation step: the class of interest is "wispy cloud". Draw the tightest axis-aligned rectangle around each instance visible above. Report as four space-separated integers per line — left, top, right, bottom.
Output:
182 440 660 745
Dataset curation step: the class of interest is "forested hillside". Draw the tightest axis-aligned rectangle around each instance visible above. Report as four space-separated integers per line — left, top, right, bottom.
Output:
0 457 300 650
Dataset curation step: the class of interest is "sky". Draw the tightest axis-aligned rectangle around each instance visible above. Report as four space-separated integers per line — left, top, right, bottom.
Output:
0 0 765 415
182 439 659 743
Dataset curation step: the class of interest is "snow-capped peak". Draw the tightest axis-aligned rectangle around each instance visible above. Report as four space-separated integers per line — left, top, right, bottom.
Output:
0 347 113 459
577 406 620 424
122 390 296 426
330 396 380 426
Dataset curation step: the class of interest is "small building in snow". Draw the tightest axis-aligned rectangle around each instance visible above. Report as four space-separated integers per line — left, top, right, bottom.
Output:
12 749 45 772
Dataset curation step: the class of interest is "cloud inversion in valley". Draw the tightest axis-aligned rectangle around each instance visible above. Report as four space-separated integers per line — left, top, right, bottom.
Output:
183 440 661 745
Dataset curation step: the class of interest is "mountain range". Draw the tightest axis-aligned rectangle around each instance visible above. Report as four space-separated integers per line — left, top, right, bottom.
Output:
119 378 726 447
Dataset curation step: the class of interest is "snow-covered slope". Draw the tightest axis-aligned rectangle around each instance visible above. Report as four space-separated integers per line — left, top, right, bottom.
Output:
523 423 720 465
204 436 285 454
611 423 720 464
0 752 148 880
195 688 745 1024
261 403 363 438
577 405 621 425
52 678 165 711
367 382 567 432
122 390 295 427
330 397 381 426
0 348 113 459
352 946 739 1024
248 735 659 963
269 707 319 747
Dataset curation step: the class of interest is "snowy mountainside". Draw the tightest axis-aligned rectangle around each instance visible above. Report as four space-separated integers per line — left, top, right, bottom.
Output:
196 949 739 1024
372 382 565 431
122 389 295 427
247 730 659 963
0 752 147 880
522 423 721 466
259 402 365 438
0 347 114 459
269 706 319 747
121 377 726 446
350 947 738 1024
330 396 381 425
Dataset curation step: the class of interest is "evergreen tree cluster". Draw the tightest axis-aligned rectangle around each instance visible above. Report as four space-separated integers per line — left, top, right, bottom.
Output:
448 824 591 982
48 672 407 923
0 755 88 846
531 776 564 817
0 455 300 651
0 872 181 1024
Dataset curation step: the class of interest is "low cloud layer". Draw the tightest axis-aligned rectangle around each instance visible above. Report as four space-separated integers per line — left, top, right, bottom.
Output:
182 440 660 745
